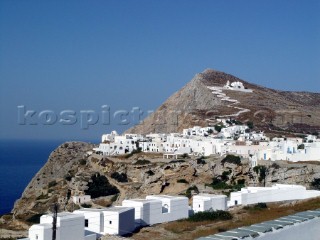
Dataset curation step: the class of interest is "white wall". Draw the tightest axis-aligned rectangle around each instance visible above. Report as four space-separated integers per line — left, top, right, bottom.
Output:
229 184 320 207
193 195 227 212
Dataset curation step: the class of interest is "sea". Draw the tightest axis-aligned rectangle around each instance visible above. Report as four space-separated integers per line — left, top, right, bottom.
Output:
0 139 63 215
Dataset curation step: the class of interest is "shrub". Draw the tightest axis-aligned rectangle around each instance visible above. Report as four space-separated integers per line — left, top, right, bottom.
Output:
208 177 231 190
85 173 119 198
214 124 225 133
111 194 119 202
48 180 57 188
36 193 49 200
134 159 151 165
244 202 268 211
186 185 199 198
146 170 154 176
26 213 43 224
124 148 142 158
247 121 254 129
221 170 231 181
188 210 232 222
79 159 87 165
253 165 267 183
221 155 241 165
311 178 320 190
169 159 185 163
297 144 305 150
197 157 206 164
81 203 92 208
271 163 280 169
237 179 245 185
111 172 128 183
181 153 189 159
65 174 72 181
177 179 189 184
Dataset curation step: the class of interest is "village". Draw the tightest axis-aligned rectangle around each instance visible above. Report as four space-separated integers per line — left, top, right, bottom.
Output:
21 120 320 240
93 123 320 166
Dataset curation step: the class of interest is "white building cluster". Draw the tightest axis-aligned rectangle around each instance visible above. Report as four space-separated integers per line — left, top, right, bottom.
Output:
21 183 320 240
93 123 319 163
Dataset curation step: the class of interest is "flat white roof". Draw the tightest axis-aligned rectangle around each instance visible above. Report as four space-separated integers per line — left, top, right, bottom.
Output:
44 212 83 220
123 198 160 203
194 194 227 199
146 195 187 199
105 206 134 213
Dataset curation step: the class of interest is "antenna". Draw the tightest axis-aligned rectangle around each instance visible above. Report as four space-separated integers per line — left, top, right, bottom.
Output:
52 203 59 240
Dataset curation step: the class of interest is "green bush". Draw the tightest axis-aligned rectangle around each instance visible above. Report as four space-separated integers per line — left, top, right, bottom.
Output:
111 194 119 202
111 172 128 182
247 121 254 129
244 202 268 211
81 203 92 208
311 178 320 190
197 157 206 164
188 210 232 222
208 177 231 190
85 173 119 198
134 159 151 165
221 155 241 165
297 144 305 150
253 165 267 183
186 185 199 198
177 179 189 184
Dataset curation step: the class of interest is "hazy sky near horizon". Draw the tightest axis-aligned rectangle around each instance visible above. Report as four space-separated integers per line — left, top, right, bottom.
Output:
0 0 319 141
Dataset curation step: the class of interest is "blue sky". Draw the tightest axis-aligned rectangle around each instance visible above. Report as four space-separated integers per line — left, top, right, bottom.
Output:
0 0 319 141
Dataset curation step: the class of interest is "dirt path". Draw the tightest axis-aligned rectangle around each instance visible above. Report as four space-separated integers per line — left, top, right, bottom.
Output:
206 86 251 120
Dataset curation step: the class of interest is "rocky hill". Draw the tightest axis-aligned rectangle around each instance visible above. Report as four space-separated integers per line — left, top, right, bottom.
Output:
5 141 320 232
126 69 320 135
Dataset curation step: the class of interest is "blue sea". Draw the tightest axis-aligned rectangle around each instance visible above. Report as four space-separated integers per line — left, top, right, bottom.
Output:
0 139 63 215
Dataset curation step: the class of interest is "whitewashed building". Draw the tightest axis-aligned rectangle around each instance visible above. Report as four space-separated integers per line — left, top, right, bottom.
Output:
72 195 91 205
193 194 227 213
122 195 189 226
229 184 320 207
21 212 96 240
74 206 135 236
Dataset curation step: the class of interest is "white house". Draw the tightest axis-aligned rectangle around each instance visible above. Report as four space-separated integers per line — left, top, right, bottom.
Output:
122 195 189 226
74 206 135 236
229 184 320 207
193 194 227 213
72 195 91 205
122 198 163 226
21 212 96 240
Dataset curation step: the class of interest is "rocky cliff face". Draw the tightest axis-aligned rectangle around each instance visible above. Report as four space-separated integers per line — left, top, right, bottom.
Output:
126 69 320 135
10 142 320 228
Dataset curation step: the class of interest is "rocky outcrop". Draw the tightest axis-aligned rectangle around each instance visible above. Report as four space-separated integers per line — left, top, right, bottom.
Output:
10 142 320 228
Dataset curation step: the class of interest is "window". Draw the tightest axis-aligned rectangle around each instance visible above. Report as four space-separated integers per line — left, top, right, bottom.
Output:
162 204 169 213
109 221 112 224
85 219 89 227
199 204 200 208
35 235 39 240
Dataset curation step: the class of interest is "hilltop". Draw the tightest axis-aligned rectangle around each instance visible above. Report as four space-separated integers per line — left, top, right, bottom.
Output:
126 69 320 135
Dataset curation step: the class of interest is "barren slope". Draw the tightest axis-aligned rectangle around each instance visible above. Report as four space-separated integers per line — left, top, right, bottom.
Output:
126 69 320 135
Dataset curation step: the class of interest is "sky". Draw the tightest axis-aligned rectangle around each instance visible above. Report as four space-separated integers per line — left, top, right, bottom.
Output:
0 0 319 142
